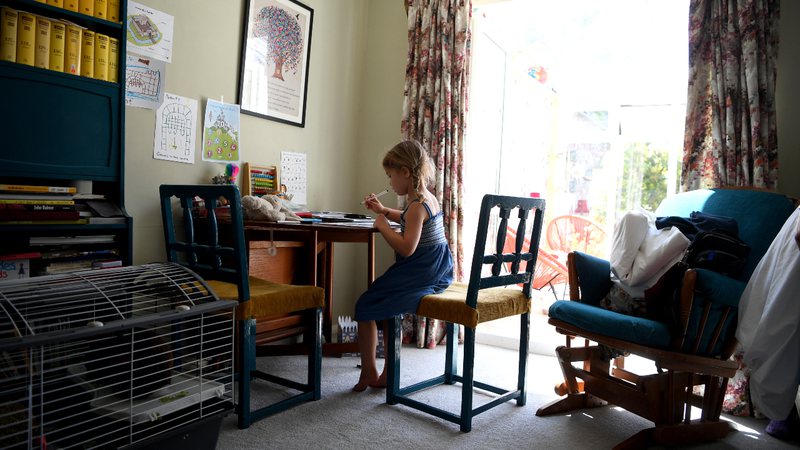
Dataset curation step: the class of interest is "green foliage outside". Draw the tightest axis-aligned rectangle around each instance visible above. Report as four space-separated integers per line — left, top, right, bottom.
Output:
617 142 669 213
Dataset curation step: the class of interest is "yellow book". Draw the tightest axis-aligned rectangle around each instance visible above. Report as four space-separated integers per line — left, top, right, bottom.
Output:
34 0 45 3
93 0 106 20
63 22 81 74
15 11 36 66
46 0 64 7
79 28 93 78
108 36 117 82
34 16 50 69
64 0 79 12
49 20 65 71
78 0 93 16
107 0 119 22
0 7 17 63
93 32 108 80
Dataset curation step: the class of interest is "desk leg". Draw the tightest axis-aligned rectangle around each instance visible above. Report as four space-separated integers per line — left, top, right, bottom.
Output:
323 241 334 344
368 233 375 287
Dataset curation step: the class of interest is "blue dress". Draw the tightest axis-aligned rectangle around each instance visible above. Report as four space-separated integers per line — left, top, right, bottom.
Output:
354 200 454 321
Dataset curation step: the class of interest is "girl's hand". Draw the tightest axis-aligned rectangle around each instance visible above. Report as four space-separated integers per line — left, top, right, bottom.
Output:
374 213 390 232
364 193 386 215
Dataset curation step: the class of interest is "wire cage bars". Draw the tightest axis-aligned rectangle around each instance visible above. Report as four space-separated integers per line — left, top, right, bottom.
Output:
0 262 235 449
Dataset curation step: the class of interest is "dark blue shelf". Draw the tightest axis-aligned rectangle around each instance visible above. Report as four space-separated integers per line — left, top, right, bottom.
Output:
0 0 132 267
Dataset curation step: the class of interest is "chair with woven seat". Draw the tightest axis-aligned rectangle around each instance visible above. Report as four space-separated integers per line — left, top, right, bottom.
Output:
159 184 324 429
386 194 546 432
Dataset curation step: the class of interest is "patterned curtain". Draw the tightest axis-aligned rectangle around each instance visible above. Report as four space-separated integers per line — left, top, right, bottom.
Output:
682 0 780 191
401 0 472 348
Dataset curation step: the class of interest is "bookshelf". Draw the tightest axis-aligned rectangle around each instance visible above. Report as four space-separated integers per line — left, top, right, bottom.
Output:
0 0 131 278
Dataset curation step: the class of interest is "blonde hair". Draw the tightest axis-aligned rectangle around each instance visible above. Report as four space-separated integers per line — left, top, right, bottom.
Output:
383 140 435 202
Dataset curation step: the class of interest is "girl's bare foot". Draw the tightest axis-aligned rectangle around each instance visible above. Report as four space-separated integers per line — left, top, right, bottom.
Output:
353 370 379 392
369 372 387 388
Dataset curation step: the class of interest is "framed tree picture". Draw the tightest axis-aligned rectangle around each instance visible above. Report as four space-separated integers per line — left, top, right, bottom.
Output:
238 0 313 127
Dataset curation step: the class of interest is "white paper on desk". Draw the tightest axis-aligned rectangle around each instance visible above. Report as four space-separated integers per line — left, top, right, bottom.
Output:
281 151 307 206
331 221 377 228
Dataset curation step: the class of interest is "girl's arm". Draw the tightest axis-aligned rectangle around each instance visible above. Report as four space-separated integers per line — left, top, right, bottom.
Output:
375 202 425 257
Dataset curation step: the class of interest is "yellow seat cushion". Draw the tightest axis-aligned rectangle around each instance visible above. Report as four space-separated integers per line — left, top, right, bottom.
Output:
416 282 530 329
206 277 324 320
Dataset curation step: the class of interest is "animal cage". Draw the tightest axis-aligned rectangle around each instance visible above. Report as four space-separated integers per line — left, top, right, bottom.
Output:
0 262 235 449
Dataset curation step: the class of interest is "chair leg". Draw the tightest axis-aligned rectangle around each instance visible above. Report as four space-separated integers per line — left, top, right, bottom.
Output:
517 312 530 406
237 318 256 429
444 322 457 385
536 345 608 417
460 326 476 432
307 308 322 400
386 315 401 405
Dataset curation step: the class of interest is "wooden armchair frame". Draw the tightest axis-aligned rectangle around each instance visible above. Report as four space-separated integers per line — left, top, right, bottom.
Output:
536 252 738 449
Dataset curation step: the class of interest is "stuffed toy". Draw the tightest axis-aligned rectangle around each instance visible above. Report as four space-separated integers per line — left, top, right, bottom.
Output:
241 195 302 222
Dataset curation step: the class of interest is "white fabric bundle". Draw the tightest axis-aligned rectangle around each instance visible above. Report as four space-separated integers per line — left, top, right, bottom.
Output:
609 208 690 298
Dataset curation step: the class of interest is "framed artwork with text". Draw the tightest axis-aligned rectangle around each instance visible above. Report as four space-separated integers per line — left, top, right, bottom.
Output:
238 0 313 127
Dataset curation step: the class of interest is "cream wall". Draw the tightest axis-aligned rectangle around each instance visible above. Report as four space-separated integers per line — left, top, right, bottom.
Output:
124 0 408 321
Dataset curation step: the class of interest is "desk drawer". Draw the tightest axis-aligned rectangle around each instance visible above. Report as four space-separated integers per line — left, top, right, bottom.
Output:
248 240 307 284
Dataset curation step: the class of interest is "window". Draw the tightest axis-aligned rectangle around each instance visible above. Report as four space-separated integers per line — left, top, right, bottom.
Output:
465 0 689 269
466 1 689 347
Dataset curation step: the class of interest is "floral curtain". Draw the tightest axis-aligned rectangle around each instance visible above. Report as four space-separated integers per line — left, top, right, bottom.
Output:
682 0 780 191
401 0 472 348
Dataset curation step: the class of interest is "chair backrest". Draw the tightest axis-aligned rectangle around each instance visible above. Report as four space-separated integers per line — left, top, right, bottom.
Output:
159 184 249 302
465 195 546 308
654 188 796 280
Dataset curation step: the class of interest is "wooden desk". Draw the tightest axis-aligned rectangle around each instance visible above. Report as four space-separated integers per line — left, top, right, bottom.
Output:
240 220 379 355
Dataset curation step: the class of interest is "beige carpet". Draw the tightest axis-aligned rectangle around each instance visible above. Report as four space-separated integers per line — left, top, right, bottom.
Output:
216 343 797 449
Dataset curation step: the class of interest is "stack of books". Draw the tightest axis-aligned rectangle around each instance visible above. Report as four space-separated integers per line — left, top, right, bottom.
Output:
0 183 126 225
0 183 83 224
25 235 120 275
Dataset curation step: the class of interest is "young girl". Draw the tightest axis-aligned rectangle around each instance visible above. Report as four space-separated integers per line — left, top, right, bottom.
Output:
352 140 454 392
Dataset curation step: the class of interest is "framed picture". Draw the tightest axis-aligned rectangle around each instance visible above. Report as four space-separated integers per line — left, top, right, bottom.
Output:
238 0 313 127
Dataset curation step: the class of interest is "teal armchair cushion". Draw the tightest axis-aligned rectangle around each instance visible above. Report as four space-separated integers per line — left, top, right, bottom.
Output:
655 189 796 280
549 300 672 349
571 251 612 307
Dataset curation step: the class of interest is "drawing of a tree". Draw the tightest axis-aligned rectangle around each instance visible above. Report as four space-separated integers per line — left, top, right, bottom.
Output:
253 5 303 81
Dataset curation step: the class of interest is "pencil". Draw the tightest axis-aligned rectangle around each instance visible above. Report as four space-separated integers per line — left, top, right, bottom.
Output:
361 188 390 205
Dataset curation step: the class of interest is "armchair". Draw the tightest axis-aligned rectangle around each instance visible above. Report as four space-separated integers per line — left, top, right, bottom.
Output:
536 188 796 448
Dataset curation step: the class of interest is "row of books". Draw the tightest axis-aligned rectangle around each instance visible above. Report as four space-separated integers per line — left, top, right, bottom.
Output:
34 0 121 22
0 183 124 224
0 245 122 280
1 6 119 82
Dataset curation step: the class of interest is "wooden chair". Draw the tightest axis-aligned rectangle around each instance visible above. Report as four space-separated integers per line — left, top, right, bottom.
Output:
536 188 797 448
386 194 546 432
159 184 324 429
